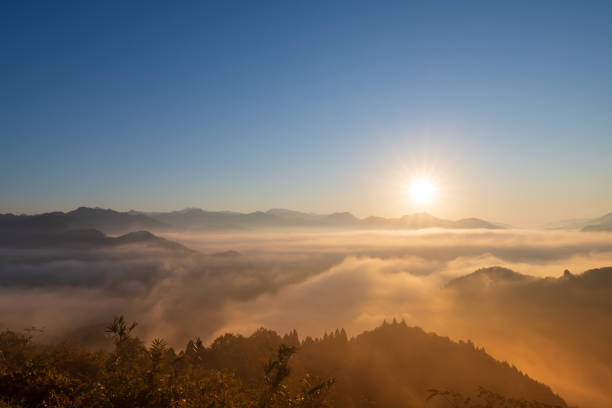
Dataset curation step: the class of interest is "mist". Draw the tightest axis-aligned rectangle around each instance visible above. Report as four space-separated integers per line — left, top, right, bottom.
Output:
1 229 612 407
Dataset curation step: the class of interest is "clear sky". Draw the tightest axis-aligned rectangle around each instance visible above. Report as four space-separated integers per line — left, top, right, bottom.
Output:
2 1 611 226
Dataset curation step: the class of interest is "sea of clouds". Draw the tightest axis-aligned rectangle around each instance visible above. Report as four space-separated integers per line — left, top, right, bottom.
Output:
2 229 612 342
1 229 612 407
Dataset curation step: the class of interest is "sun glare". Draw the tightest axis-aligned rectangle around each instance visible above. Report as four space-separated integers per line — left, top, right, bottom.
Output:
408 179 436 205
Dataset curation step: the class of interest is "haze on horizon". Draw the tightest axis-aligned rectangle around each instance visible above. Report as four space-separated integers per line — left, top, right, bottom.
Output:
2 1 612 226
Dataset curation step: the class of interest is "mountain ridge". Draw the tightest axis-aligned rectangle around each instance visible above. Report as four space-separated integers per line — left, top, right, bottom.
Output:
0 226 193 252
199 320 567 407
0 207 505 232
446 265 612 289
543 211 612 231
138 207 504 231
0 207 166 235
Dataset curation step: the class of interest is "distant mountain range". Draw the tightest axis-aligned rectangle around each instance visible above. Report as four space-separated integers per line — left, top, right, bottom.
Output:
136 207 504 231
5 207 612 242
581 212 612 231
0 207 165 235
0 207 504 235
544 212 612 231
0 207 180 249
0 207 506 250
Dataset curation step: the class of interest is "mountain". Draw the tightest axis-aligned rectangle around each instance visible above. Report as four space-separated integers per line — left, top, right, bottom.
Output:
398 212 451 228
0 211 74 233
0 320 567 408
581 213 612 231
544 218 593 230
324 211 360 225
0 207 175 249
446 265 612 295
66 207 166 233
0 207 506 235
265 208 324 221
1 207 504 233
582 223 612 231
200 321 566 407
443 266 612 408
545 211 612 231
453 217 501 229
144 208 279 230
140 208 504 231
0 207 166 235
446 266 536 290
111 230 193 252
597 212 612 224
0 226 193 252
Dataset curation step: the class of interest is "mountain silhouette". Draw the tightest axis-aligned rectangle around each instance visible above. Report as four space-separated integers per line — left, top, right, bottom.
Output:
545 211 612 231
138 207 504 231
0 207 165 235
0 207 175 249
1 207 504 232
446 266 536 290
444 265 612 408
200 321 566 407
447 265 612 292
0 226 192 251
111 230 193 252
581 215 612 231
66 207 166 233
265 208 324 221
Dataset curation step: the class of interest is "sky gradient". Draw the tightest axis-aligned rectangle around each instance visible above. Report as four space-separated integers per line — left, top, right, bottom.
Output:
2 1 612 226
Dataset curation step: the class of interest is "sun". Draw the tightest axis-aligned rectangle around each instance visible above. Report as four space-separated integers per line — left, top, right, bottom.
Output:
408 179 436 205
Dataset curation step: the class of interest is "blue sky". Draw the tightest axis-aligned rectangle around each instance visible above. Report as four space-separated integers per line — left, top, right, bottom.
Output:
1 1 611 225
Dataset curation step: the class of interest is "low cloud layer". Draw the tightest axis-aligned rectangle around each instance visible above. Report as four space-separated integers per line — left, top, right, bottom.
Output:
2 230 612 339
1 229 612 407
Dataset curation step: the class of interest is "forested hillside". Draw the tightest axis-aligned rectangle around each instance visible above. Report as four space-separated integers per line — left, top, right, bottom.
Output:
0 318 565 408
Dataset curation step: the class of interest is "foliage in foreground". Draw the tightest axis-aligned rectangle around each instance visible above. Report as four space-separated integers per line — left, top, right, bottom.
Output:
0 316 333 408
427 387 563 408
